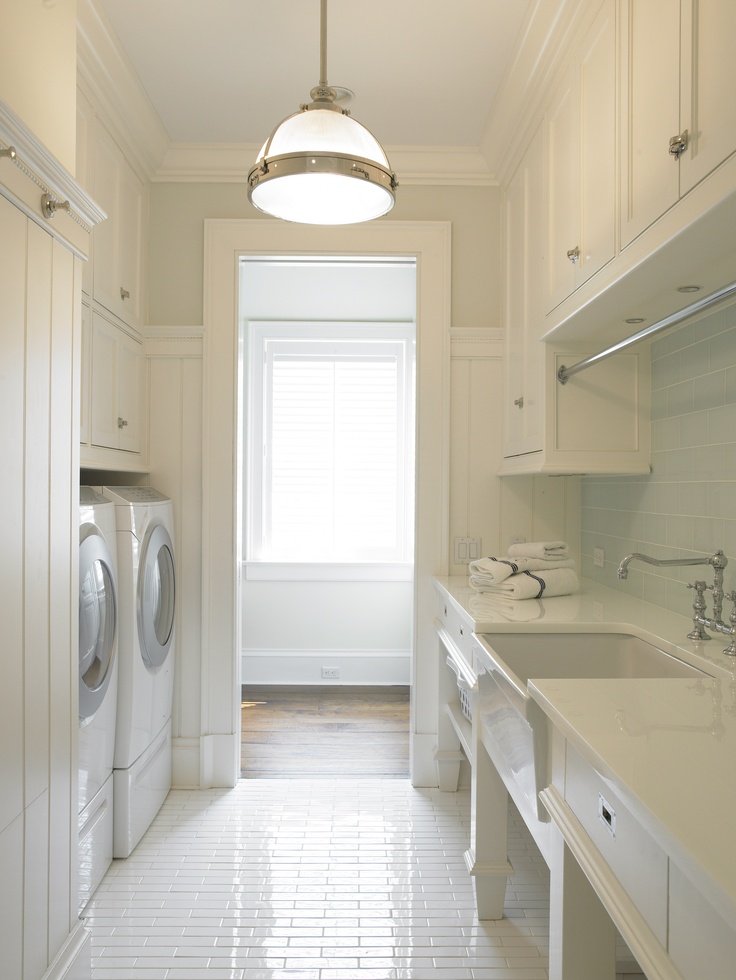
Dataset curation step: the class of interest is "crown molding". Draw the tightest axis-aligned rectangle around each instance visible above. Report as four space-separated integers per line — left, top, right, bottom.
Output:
77 0 593 188
154 142 498 186
480 0 593 186
77 0 169 181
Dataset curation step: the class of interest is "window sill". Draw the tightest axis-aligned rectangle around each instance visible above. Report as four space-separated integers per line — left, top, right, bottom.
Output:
243 562 414 583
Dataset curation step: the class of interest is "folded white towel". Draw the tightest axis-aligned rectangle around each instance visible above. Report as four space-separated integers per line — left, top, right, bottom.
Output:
469 555 576 589
474 567 579 600
507 540 569 560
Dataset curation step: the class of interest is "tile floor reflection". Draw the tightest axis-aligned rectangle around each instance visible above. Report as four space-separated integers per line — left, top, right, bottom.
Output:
85 779 553 978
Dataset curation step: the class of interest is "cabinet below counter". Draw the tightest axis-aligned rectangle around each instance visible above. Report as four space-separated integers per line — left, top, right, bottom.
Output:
531 676 736 980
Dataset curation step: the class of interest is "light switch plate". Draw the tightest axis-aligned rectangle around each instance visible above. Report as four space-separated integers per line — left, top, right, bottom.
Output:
594 547 605 568
454 537 482 564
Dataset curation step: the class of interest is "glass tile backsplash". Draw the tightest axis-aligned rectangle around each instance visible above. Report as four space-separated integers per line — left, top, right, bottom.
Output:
581 301 736 613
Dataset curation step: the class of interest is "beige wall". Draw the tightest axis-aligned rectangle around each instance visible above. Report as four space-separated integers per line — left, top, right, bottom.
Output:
147 183 500 330
0 0 77 172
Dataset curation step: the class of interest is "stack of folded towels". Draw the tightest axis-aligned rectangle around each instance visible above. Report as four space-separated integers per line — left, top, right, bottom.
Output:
468 540 579 600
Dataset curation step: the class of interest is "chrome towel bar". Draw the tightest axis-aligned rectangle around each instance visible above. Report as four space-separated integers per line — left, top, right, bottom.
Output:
556 280 736 384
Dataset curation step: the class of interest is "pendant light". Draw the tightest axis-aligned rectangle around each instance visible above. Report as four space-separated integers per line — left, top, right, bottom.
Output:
247 0 398 224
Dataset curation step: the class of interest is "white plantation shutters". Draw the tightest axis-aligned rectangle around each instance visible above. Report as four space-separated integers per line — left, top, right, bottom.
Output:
249 323 415 563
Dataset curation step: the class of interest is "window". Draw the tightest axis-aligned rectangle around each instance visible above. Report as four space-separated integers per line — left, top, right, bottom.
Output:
246 322 415 568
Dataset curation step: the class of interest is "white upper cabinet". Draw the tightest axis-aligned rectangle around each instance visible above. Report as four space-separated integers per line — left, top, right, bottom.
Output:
92 120 144 330
620 0 736 248
679 0 736 193
504 125 546 458
546 0 616 311
89 310 143 455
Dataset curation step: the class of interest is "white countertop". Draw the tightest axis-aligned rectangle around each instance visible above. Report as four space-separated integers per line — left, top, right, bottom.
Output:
434 575 736 682
529 675 736 927
433 575 736 926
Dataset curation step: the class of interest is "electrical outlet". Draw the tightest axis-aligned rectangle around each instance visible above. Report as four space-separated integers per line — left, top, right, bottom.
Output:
594 547 605 568
321 666 340 679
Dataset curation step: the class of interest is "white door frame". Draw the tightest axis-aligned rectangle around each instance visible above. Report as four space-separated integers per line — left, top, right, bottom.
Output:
201 219 451 788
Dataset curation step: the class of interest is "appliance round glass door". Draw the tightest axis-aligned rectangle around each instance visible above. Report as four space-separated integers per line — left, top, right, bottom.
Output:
137 522 176 669
78 526 117 721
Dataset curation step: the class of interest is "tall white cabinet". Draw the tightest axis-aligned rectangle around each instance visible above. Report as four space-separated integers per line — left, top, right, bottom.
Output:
501 0 650 477
546 0 616 311
76 89 147 470
0 101 104 980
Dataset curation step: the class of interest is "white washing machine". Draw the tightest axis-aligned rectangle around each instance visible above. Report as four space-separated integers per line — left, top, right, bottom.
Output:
78 487 119 912
99 486 176 858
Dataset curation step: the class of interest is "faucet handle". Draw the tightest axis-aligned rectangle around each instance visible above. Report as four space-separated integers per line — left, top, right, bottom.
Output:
687 580 711 641
723 591 736 656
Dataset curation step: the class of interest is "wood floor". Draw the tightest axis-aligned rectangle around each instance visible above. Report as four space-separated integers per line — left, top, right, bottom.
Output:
240 685 410 778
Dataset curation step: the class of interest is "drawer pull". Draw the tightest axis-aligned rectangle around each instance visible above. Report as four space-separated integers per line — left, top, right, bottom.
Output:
598 793 616 839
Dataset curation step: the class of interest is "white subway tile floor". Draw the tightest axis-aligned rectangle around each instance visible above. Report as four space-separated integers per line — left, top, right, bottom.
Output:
84 779 553 979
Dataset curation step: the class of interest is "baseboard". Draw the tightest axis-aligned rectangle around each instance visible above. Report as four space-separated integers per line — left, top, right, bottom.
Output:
411 732 441 787
171 736 201 789
42 920 90 980
241 650 411 686
199 733 239 789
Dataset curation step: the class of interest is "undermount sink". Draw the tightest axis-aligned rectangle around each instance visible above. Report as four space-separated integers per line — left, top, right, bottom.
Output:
473 632 705 822
477 631 704 699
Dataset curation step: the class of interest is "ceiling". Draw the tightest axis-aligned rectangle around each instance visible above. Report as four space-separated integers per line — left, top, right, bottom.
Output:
96 0 533 155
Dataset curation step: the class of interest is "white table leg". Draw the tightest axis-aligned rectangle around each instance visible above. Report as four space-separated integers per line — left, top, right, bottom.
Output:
466 719 514 919
548 826 616 980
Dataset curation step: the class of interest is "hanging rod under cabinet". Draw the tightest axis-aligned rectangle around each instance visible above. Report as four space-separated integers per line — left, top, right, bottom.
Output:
556 280 736 385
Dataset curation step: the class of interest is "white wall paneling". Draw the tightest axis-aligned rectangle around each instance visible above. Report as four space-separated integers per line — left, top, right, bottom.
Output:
449 329 504 572
145 330 204 788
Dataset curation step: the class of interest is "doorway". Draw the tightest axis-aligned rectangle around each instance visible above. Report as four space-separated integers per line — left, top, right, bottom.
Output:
201 219 451 789
238 254 416 776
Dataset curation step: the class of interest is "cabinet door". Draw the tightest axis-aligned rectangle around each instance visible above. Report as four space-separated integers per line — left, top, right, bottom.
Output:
619 0 681 247
679 0 736 194
76 91 95 299
546 0 616 308
578 0 616 284
89 312 142 452
92 125 122 322
92 121 143 329
117 154 143 328
545 65 579 311
80 302 90 445
116 330 142 453
504 126 546 458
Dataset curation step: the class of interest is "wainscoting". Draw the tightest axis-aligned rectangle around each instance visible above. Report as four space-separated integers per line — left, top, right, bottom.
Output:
240 685 410 778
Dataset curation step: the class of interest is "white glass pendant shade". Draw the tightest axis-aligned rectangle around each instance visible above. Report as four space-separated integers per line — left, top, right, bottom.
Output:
248 106 397 225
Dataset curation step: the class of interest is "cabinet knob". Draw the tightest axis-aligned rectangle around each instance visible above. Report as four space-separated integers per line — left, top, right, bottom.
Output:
669 130 689 159
566 246 580 264
117 417 128 429
514 396 524 408
120 286 131 300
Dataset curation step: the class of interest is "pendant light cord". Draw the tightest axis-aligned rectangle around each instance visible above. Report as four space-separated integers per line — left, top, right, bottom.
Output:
319 0 328 87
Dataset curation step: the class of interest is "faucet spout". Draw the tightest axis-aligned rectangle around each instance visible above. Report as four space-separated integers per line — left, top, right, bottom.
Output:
616 550 727 580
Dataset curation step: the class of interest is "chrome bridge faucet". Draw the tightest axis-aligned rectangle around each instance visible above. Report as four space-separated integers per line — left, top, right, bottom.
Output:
617 550 736 654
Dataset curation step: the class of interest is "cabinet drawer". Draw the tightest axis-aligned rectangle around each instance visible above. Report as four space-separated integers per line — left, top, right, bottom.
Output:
437 595 474 670
564 743 668 946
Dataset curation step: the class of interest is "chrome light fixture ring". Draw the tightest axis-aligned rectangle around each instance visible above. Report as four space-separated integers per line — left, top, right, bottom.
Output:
248 151 398 194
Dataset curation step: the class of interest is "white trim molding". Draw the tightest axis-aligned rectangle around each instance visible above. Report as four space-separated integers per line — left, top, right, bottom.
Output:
450 328 504 359
202 219 451 789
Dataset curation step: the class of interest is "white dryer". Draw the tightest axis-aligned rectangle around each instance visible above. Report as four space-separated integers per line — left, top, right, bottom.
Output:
78 487 119 912
99 486 176 858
